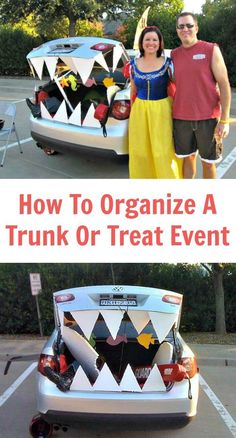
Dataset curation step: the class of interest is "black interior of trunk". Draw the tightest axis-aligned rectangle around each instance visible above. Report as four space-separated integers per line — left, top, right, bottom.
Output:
95 339 159 377
39 80 109 118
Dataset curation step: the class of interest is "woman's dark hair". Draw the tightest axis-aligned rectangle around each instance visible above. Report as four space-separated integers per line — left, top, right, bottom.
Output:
138 26 164 58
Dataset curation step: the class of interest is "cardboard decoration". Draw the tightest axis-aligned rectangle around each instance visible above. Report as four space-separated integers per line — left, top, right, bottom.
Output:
137 333 155 349
106 85 121 105
72 57 95 84
152 342 173 366
71 310 99 339
94 52 109 72
28 61 36 78
30 57 45 80
60 56 78 75
70 366 92 391
53 100 68 123
149 312 178 344
82 103 101 128
93 363 121 392
62 326 99 381
112 45 124 72
40 101 52 120
54 76 74 112
120 364 142 392
44 56 58 80
142 365 166 392
127 310 150 334
68 102 82 126
100 309 124 340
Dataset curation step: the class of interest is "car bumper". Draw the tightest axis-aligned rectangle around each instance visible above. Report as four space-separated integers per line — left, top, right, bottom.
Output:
30 116 128 155
37 374 199 420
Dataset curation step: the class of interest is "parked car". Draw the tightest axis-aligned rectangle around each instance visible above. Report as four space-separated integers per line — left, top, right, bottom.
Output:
29 285 199 437
26 37 131 156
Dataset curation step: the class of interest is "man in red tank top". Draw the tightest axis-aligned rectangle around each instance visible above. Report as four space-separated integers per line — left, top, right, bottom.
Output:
171 12 231 178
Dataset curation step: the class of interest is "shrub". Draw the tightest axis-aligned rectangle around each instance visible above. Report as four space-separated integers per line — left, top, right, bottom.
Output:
0 27 41 76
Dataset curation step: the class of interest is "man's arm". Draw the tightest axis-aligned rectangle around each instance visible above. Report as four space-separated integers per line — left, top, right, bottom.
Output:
211 45 231 139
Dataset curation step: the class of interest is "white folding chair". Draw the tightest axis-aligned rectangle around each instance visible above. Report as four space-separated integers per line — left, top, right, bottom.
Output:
0 101 23 167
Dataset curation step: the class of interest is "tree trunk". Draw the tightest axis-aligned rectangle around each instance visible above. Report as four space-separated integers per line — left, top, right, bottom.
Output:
68 18 76 37
213 267 226 334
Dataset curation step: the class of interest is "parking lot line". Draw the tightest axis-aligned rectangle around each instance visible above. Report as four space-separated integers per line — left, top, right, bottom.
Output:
217 146 236 179
0 362 37 407
0 137 32 152
200 374 236 437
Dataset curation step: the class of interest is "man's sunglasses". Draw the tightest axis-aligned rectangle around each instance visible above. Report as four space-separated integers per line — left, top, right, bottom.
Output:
177 23 195 29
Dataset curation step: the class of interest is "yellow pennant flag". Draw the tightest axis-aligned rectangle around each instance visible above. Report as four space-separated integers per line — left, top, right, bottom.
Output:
133 7 151 50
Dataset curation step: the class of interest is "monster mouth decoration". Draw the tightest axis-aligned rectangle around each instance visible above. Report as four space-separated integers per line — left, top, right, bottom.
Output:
27 38 129 128
56 308 179 393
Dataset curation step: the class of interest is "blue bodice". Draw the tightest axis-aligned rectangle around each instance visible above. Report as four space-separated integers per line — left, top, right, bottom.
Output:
131 57 172 100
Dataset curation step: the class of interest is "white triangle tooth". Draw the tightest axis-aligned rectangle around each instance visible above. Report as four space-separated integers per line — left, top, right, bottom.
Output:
71 310 99 339
69 102 82 126
72 57 94 84
30 57 45 80
127 310 150 334
100 310 123 340
149 312 178 343
94 52 109 72
28 61 36 77
120 364 142 392
142 365 166 392
43 56 58 79
82 103 101 128
70 366 92 391
93 364 121 392
112 45 124 72
40 102 52 120
60 56 78 74
62 326 99 381
53 100 68 123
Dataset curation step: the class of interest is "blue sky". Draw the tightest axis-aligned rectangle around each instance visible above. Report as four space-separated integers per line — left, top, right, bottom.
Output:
184 0 205 13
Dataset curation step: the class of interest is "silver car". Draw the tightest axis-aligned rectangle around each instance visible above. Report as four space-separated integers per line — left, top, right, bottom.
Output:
30 285 199 436
26 37 131 156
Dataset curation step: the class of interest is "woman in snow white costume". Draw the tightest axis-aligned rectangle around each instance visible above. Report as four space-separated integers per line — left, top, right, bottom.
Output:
127 26 183 179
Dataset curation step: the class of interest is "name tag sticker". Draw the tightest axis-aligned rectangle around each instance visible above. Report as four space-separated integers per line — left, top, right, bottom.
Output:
193 54 206 60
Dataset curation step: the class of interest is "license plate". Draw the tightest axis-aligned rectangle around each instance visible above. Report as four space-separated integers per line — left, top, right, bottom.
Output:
100 299 137 306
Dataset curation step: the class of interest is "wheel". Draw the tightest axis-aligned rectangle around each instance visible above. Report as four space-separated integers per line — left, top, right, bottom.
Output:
29 414 53 438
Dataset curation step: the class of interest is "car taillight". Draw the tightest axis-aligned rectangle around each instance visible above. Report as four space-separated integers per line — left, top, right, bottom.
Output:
38 354 58 375
111 100 130 120
179 357 198 378
162 294 181 305
55 293 75 303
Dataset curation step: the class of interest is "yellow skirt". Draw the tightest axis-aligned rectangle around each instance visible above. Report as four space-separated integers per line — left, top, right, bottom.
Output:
128 97 183 179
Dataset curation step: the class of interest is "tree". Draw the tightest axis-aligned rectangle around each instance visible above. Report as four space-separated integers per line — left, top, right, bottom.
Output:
0 0 129 37
198 0 236 85
117 0 184 48
201 263 227 334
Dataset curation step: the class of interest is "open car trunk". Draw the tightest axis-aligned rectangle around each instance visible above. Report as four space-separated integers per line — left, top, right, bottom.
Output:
51 286 183 392
27 37 129 128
